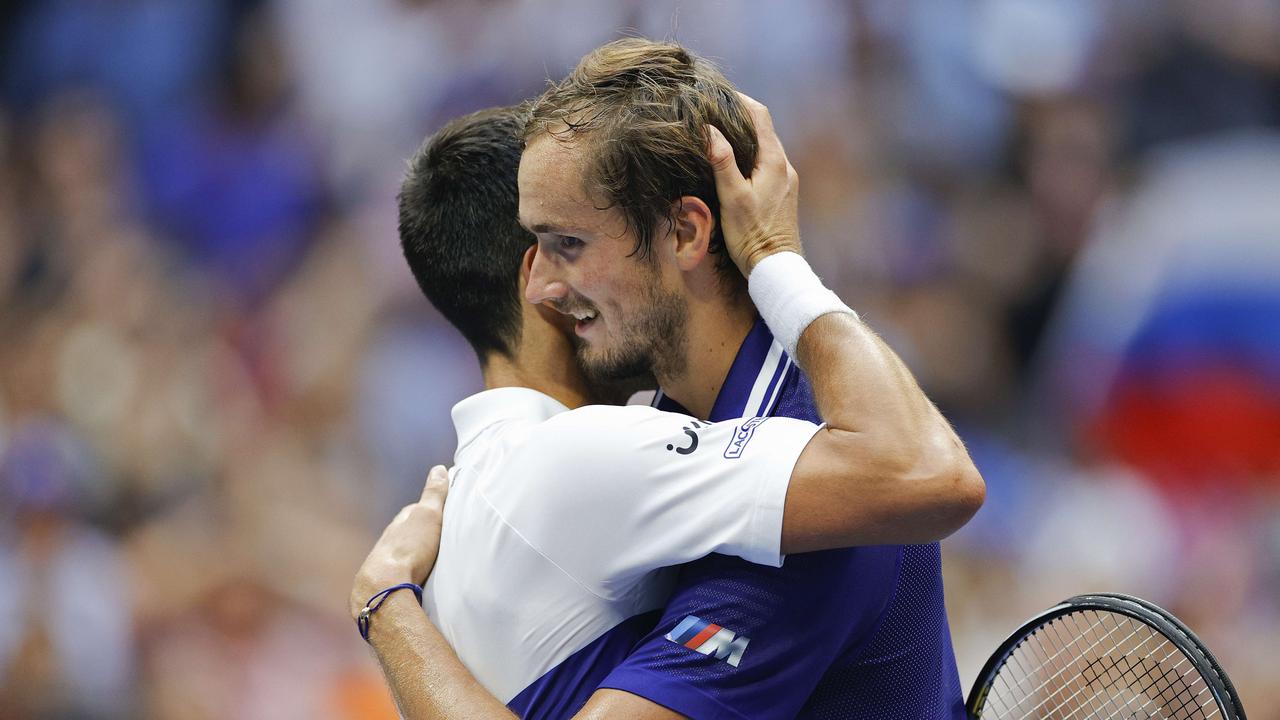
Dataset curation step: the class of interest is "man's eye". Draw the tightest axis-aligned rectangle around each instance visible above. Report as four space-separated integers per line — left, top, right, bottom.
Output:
559 236 583 251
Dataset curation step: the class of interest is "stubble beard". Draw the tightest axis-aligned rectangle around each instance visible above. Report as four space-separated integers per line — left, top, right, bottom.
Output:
575 282 689 389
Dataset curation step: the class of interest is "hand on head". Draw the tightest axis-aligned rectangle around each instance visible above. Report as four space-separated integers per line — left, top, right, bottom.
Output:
706 93 803 277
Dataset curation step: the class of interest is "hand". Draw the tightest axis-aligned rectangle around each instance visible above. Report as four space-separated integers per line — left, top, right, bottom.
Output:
707 92 802 276
350 465 450 621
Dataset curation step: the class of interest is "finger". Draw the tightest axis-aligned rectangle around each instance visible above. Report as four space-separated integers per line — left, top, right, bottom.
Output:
706 124 747 200
735 91 787 171
735 91 777 145
420 465 450 505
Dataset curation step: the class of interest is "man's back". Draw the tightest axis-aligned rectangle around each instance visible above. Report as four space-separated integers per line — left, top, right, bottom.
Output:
424 388 667 703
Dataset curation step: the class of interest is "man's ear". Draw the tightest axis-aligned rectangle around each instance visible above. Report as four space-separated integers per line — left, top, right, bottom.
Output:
670 196 715 271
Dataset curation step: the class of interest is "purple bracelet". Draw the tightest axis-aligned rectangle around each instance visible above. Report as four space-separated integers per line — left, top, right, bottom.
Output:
357 582 424 641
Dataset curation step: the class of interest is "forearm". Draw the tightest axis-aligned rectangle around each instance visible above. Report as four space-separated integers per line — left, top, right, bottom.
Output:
797 311 962 465
779 310 982 552
365 592 517 720
706 94 982 553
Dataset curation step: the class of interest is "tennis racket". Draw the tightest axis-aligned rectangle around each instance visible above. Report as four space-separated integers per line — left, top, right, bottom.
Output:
967 592 1245 719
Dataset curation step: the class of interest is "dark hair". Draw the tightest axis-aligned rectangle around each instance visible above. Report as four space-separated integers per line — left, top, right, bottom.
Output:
398 105 533 360
527 38 758 285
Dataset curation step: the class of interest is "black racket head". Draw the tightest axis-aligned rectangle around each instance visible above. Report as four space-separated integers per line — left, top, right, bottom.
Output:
967 593 1245 719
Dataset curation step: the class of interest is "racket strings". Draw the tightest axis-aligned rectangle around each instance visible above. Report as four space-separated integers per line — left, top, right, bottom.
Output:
1047 614 1208 720
977 609 1220 719
1059 614 1212 720
1056 613 1194 720
990 610 1148 717
1033 613 1168 719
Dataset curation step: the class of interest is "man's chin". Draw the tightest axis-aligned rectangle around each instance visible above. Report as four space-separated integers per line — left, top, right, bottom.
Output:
577 345 652 389
587 369 657 405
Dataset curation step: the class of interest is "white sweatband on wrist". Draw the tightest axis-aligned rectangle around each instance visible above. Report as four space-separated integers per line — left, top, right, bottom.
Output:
748 251 856 359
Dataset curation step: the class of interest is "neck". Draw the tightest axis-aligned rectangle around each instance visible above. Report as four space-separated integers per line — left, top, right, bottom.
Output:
480 350 593 410
657 286 756 419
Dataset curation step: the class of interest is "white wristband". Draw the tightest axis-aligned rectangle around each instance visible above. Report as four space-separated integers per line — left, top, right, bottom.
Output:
747 251 856 359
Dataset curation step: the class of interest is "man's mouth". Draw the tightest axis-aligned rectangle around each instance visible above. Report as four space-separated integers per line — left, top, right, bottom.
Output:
570 308 598 335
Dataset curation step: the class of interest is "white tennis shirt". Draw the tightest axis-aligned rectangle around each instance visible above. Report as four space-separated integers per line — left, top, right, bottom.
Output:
421 386 820 702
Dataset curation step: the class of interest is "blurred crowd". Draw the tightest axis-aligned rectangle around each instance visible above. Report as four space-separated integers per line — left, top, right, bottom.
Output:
1 0 1277 717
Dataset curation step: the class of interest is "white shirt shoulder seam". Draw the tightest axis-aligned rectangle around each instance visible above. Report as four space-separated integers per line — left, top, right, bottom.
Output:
473 484 611 602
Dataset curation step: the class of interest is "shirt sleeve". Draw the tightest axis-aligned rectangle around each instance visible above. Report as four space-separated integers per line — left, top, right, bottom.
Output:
487 406 820 599
596 546 903 720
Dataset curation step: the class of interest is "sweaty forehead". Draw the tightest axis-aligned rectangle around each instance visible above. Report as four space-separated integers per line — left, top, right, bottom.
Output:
518 133 602 232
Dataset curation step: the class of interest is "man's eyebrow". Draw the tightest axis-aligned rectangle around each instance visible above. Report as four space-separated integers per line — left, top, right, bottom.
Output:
522 220 570 235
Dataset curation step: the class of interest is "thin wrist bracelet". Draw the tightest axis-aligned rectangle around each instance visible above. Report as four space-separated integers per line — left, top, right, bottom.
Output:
357 582 424 641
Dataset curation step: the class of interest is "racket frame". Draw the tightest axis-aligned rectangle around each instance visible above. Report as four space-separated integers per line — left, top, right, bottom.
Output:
966 592 1245 719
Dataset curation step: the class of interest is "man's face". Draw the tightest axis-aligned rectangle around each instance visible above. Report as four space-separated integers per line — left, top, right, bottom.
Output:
519 133 688 383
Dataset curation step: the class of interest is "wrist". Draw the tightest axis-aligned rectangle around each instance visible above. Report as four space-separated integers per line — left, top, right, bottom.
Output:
362 590 423 646
747 252 855 359
741 237 803 276
355 582 425 642
351 568 415 620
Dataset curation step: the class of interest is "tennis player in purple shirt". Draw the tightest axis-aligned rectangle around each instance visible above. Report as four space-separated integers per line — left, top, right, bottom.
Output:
353 39 978 719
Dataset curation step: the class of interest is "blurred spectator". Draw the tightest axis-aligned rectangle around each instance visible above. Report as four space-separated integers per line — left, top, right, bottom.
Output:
139 8 325 307
3 0 229 125
0 419 134 719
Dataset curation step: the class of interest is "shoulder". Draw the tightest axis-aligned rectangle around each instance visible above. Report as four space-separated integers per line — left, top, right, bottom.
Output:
522 404 699 464
539 404 692 434
483 404 694 512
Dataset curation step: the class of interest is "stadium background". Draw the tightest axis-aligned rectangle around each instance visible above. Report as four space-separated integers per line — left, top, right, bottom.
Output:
0 0 1277 717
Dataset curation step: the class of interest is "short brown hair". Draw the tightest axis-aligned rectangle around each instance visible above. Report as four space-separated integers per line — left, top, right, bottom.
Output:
527 38 758 283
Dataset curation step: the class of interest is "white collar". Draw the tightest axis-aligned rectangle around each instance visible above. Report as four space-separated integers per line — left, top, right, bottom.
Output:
451 387 571 453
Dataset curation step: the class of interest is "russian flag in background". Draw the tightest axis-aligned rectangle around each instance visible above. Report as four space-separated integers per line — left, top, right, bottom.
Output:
1041 133 1280 494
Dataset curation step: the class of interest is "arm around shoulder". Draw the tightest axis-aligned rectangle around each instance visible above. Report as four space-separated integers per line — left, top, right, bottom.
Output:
779 313 985 554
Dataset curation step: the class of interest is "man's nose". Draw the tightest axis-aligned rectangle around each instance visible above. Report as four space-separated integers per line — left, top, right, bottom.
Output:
525 246 569 305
